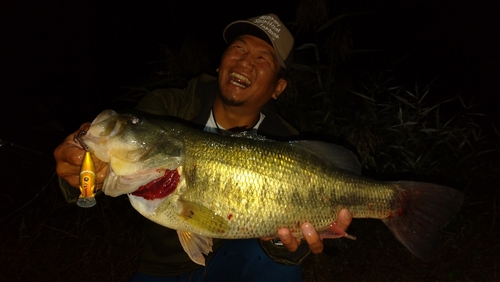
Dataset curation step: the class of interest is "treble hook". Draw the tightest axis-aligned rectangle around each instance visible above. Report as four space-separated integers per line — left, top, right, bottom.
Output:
74 130 89 151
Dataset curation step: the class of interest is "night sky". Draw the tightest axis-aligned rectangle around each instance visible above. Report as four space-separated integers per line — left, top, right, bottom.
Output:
1 0 499 153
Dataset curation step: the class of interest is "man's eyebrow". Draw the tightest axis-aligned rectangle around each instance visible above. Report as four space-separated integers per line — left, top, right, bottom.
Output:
233 37 247 45
234 36 276 58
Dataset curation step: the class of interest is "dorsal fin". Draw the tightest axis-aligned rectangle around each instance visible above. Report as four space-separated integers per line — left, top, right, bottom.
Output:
291 141 362 174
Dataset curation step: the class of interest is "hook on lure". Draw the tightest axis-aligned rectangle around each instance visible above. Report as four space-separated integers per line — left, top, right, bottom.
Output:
74 130 97 208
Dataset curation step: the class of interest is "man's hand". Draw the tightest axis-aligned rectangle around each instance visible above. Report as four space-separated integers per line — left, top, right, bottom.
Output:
262 208 353 254
54 123 108 189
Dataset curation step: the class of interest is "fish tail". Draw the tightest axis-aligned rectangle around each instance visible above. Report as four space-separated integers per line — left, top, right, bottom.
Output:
382 181 463 260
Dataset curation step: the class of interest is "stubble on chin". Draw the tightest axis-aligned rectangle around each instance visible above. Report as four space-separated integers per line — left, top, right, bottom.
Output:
217 89 245 107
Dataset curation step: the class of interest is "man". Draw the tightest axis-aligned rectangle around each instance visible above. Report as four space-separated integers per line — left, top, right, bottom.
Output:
54 14 353 281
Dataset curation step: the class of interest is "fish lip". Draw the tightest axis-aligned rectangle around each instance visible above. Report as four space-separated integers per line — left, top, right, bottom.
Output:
91 109 117 125
85 110 123 140
229 71 252 88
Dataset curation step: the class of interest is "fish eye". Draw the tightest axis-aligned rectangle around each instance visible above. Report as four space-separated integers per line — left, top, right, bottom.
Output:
130 116 141 125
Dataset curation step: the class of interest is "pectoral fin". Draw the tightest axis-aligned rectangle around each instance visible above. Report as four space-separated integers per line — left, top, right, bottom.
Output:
177 231 213 266
179 199 229 235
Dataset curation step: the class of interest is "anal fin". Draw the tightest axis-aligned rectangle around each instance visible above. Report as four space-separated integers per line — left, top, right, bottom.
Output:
319 222 357 240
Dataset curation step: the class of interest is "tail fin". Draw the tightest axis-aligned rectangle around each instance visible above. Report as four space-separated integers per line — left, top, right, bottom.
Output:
382 181 464 260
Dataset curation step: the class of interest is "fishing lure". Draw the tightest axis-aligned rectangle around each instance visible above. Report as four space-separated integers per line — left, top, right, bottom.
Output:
74 131 97 208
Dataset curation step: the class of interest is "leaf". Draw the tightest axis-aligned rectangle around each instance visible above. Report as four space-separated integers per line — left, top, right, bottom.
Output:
390 93 417 109
317 11 375 32
291 63 317 74
420 128 439 133
295 43 318 51
346 88 376 102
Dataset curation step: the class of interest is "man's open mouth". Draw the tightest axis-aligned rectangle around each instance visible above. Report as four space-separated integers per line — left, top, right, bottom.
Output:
230 72 251 88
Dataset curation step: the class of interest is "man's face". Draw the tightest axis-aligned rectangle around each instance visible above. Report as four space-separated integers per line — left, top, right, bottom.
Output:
218 35 287 111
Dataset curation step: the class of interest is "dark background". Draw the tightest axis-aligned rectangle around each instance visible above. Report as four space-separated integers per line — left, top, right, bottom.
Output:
1 1 499 280
1 0 498 151
2 0 499 230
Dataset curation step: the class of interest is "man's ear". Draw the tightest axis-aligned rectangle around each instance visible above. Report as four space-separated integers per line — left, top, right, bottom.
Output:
272 78 287 100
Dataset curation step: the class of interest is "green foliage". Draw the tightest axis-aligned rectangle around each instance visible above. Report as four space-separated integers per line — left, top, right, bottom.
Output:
279 18 498 184
283 58 499 183
336 75 493 176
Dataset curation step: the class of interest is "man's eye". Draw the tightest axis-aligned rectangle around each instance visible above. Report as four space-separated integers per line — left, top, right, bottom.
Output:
257 56 268 62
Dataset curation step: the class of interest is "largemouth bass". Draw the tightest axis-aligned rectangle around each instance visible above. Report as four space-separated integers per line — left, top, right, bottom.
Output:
82 109 463 265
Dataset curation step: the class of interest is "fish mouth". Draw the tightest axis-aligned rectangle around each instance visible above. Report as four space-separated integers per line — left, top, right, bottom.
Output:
85 109 123 140
229 72 251 88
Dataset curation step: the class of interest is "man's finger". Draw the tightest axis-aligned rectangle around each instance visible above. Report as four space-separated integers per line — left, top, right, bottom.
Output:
278 228 300 252
302 222 323 254
335 209 353 231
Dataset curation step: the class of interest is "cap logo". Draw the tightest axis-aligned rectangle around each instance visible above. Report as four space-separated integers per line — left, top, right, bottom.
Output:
252 15 281 41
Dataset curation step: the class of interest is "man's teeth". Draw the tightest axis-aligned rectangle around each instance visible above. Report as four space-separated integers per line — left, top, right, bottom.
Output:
230 72 251 88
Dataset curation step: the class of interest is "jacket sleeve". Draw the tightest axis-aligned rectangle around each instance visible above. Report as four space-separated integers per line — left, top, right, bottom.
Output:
58 177 80 203
260 239 312 265
135 74 216 120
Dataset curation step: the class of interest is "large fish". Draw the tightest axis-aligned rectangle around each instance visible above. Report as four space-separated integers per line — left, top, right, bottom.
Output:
81 109 463 266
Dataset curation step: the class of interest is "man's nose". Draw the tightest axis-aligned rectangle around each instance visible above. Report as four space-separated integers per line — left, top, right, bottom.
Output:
237 53 254 69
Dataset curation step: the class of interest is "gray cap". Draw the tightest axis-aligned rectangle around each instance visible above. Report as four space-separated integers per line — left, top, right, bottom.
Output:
223 14 294 69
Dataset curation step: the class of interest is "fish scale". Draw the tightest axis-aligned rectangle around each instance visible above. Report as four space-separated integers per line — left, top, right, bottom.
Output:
173 131 400 238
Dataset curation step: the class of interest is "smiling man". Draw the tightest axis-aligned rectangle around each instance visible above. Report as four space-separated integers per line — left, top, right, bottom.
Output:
213 15 291 132
55 14 353 281
214 35 287 112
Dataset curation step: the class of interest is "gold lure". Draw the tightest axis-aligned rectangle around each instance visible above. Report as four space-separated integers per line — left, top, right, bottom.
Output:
75 131 97 208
